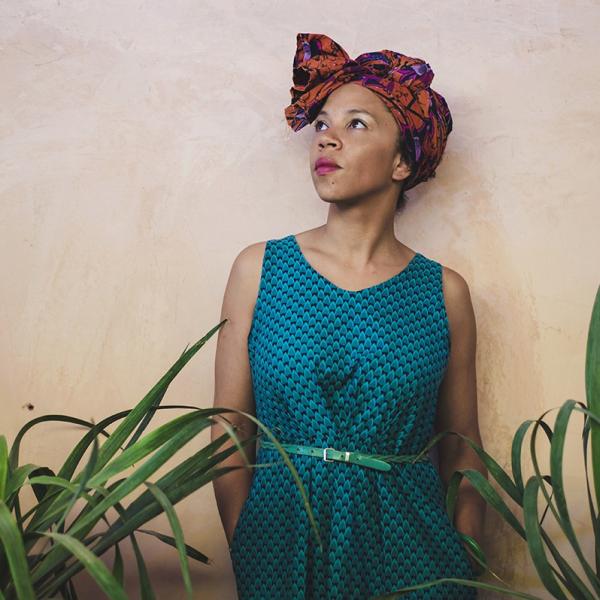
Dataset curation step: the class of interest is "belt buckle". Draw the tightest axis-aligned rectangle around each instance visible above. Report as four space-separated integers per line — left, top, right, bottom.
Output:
323 447 335 462
323 447 351 462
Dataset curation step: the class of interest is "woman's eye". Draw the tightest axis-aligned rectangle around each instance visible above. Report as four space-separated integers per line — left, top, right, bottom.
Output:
314 118 366 132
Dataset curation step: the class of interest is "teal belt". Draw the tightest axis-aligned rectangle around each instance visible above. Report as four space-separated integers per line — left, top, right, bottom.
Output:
260 440 430 472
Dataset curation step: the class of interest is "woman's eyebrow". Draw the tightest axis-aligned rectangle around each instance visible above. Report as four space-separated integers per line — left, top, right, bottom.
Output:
317 108 376 120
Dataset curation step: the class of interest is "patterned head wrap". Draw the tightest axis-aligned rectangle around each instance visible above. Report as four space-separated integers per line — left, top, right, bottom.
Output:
284 33 453 191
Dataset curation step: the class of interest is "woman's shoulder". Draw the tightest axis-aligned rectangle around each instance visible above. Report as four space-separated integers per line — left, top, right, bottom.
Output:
233 239 268 273
439 261 472 300
438 260 475 338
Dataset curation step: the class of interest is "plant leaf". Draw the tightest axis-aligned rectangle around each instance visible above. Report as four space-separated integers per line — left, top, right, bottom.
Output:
0 500 35 600
138 528 209 564
0 436 8 502
42 531 128 600
523 476 571 599
144 482 193 599
446 468 525 538
129 532 156 600
373 577 545 599
585 286 600 507
29 467 56 502
112 541 124 586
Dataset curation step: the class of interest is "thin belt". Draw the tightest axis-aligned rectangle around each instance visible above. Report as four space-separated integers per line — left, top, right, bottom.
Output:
260 440 430 472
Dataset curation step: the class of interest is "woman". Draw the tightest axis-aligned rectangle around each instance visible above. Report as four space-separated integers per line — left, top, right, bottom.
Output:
212 33 487 599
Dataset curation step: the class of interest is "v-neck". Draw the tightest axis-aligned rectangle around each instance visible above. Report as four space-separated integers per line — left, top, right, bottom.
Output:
290 234 421 294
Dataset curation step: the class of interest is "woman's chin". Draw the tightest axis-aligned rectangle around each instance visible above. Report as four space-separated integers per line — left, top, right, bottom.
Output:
316 195 355 207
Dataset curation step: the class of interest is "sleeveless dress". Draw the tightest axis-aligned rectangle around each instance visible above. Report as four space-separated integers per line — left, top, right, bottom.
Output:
229 234 478 599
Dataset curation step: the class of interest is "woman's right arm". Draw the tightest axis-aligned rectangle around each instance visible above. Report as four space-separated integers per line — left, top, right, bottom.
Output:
210 241 266 547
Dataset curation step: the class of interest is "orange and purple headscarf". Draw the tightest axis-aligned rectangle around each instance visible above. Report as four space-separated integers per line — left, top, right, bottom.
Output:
284 33 453 191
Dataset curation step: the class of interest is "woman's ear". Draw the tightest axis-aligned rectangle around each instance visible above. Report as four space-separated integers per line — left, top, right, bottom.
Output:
392 158 412 183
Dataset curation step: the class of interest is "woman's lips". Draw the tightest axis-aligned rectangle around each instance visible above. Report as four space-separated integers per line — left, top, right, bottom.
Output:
315 165 341 175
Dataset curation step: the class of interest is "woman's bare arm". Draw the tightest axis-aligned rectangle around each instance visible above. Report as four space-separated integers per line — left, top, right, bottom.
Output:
435 266 488 561
211 241 266 546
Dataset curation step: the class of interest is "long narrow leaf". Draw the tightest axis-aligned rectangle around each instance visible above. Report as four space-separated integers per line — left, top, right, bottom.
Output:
419 429 523 505
138 529 209 564
86 486 155 600
377 577 544 599
56 434 100 533
539 522 596 599
0 436 8 501
0 501 35 600
112 542 124 586
87 411 206 489
42 532 128 600
511 419 553 498
582 413 600 577
523 477 572 599
130 532 156 600
5 464 41 504
29 467 56 502
446 468 525 538
455 531 488 577
145 482 193 599
8 415 110 473
67 579 78 599
585 285 600 509
57 411 130 481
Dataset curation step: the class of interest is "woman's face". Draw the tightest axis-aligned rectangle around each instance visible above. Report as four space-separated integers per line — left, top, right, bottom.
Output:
309 82 411 207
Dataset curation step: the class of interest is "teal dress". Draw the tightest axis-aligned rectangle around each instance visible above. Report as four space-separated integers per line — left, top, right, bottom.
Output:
229 234 477 599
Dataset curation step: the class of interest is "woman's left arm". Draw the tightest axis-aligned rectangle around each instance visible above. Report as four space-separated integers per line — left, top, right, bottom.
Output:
435 265 489 557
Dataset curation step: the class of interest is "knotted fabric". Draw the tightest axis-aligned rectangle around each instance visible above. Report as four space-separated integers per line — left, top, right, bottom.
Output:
284 33 453 190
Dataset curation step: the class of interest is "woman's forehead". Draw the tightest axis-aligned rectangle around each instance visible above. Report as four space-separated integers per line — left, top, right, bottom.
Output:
322 85 389 114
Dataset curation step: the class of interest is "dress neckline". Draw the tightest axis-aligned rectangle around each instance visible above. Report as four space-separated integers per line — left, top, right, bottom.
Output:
289 234 421 294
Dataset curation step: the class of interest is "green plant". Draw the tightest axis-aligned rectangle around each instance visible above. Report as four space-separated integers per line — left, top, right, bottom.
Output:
0 320 321 599
374 285 600 599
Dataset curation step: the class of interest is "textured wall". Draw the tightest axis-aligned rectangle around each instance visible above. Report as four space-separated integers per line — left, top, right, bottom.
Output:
2 1 599 598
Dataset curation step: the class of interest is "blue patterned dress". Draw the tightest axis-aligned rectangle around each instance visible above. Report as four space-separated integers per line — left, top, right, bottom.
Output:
229 234 477 599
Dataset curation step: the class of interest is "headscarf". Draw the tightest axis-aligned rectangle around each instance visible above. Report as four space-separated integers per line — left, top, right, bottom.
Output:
284 33 453 191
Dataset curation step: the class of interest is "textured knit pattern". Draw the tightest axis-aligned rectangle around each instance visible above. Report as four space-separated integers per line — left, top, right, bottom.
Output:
229 234 478 599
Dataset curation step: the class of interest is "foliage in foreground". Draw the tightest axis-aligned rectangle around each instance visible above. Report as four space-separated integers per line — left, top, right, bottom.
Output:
2 284 599 599
0 320 320 599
